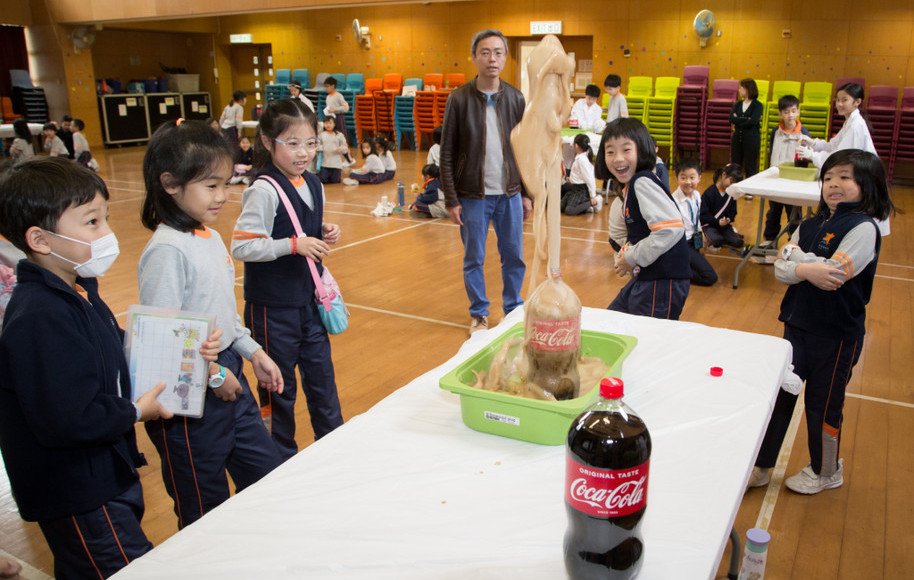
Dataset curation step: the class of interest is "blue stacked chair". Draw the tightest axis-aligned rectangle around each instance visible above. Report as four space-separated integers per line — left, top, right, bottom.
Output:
275 69 291 85
404 78 423 91
328 74 347 89
292 69 310 88
394 96 415 150
346 73 365 94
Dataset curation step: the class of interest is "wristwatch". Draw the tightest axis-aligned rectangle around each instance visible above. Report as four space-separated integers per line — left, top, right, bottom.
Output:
208 365 226 389
780 245 798 261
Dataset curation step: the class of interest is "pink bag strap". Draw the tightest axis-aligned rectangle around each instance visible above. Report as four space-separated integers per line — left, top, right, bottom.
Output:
257 175 332 309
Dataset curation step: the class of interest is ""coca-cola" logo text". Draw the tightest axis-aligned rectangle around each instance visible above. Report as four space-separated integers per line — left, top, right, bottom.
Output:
565 457 649 518
528 319 580 352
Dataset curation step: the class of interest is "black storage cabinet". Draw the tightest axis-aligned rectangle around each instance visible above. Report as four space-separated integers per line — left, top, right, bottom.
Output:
145 93 183 134
181 92 212 121
98 95 149 145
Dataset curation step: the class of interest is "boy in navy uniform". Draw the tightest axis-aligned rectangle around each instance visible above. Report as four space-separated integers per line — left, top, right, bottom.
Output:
0 158 175 578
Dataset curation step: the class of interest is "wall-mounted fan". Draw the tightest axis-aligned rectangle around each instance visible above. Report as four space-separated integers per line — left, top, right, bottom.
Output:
352 19 371 50
693 10 715 48
70 26 97 54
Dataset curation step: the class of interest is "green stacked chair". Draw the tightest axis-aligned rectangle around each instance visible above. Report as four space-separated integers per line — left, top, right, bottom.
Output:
625 76 653 124
801 81 832 140
646 77 679 147
394 95 415 150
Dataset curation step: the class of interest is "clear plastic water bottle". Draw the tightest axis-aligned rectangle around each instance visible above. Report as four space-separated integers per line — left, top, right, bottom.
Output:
397 181 405 207
738 528 770 580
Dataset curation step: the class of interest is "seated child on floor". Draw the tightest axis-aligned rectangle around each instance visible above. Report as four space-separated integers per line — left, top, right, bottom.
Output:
42 123 69 158
699 163 745 250
671 159 718 286
71 119 99 171
427 126 442 166
560 133 601 215
343 139 385 185
230 136 255 185
409 164 446 218
377 137 397 181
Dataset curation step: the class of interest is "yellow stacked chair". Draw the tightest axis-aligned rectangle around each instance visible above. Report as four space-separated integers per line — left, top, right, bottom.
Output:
646 77 680 147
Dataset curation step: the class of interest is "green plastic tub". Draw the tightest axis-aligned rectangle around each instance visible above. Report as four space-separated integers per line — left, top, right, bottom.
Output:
439 323 637 445
778 162 818 181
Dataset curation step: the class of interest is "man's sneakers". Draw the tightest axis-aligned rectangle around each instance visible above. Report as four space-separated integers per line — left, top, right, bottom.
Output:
469 315 488 336
785 459 844 495
747 467 770 489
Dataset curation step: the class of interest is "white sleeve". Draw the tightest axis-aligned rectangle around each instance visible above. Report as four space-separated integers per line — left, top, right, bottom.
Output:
582 159 596 197
230 181 295 262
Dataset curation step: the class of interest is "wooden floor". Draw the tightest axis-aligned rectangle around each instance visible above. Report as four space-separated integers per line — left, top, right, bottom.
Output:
1 144 912 579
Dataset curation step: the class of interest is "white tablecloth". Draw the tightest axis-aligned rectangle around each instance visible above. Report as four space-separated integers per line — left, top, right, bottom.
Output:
725 166 821 206
0 122 43 139
113 308 791 580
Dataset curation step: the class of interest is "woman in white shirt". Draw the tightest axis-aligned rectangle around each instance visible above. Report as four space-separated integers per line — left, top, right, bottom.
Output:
219 90 246 148
560 133 600 215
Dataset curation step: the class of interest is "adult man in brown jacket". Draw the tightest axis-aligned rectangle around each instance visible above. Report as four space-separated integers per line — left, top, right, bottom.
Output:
440 29 532 335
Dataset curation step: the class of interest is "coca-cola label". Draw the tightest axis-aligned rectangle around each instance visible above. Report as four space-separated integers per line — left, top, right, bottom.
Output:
528 318 580 352
565 456 649 517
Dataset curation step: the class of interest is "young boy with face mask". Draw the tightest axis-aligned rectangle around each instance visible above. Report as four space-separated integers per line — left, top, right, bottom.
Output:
0 158 195 578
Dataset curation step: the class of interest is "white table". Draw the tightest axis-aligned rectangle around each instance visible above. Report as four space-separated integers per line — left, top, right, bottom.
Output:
113 307 791 580
726 166 821 288
240 120 258 137
0 122 43 139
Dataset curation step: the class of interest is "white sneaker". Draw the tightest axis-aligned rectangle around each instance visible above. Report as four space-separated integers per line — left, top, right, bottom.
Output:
785 459 844 494
469 315 488 336
747 467 770 489
342 178 359 186
241 177 251 186
229 176 243 185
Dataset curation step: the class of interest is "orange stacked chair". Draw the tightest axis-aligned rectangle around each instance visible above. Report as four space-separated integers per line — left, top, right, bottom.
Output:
423 73 443 91
354 94 376 144
374 90 396 140
414 91 438 149
365 77 383 95
383 74 403 94
434 91 449 126
2 96 23 123
445 73 466 88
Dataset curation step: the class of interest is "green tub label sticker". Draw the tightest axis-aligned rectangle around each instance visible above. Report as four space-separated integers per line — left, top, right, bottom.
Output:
484 411 520 426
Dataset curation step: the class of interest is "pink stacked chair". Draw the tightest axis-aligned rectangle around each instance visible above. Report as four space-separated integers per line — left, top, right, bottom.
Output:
866 86 899 182
701 80 738 168
674 67 709 164
893 87 914 183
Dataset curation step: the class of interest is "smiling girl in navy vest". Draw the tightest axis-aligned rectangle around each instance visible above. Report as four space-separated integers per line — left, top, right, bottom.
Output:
750 149 898 495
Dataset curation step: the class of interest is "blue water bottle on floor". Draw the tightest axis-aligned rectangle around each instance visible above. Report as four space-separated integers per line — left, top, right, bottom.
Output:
397 181 405 207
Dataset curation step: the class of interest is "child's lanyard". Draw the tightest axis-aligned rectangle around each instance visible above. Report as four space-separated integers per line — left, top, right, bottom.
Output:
686 197 700 235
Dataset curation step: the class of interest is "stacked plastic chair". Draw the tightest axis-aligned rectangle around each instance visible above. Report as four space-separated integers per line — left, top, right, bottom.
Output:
423 73 443 90
313 73 330 88
761 80 798 169
346 73 365 94
413 91 438 149
374 90 396 140
867 86 899 182
292 69 310 88
445 73 466 88
702 79 738 168
365 78 383 94
892 87 914 183
626 76 652 123
394 95 415 149
275 69 291 85
646 77 679 148
800 81 832 140
830 77 865 137
674 66 709 162
265 84 290 103
354 94 376 144
328 74 347 89
404 78 424 91
383 74 403 94
434 91 449 126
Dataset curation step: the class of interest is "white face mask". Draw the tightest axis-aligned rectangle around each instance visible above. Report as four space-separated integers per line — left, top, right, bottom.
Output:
46 231 120 278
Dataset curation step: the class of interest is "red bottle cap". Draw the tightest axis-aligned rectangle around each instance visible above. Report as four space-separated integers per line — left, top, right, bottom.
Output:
600 377 624 399
710 366 724 377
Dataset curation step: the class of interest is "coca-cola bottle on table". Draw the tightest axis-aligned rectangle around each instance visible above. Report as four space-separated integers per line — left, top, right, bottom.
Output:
564 377 652 579
524 273 581 400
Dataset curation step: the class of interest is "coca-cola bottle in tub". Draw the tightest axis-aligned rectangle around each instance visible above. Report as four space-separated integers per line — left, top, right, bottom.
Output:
524 273 581 400
564 377 651 579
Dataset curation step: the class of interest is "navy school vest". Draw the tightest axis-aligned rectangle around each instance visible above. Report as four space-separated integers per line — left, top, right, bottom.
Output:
779 203 880 339
243 164 324 308
623 170 690 281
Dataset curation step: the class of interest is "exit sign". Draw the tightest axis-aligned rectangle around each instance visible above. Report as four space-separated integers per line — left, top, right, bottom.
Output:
230 33 253 44
530 21 562 35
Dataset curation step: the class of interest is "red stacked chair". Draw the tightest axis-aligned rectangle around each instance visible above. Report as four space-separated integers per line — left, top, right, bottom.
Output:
445 73 465 88
830 77 865 137
866 86 899 182
702 79 738 168
892 87 914 183
413 91 437 149
434 91 450 126
674 66 709 164
423 73 443 91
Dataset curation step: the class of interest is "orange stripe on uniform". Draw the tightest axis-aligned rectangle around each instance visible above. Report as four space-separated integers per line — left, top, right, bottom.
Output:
648 219 684 231
833 251 854 278
650 281 657 317
183 418 205 520
232 230 268 240
71 517 104 579
160 421 183 527
823 423 840 438
666 280 673 320
101 506 130 564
